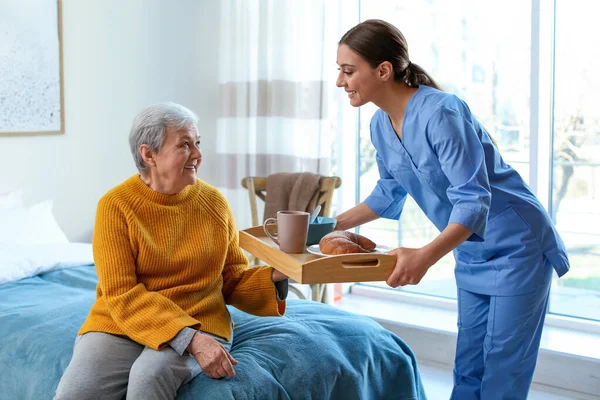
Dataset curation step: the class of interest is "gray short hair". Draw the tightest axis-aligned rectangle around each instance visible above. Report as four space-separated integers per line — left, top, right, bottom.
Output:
129 102 199 173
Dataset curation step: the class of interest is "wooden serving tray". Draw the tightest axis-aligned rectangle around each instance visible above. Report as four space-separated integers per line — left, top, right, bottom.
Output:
239 226 396 284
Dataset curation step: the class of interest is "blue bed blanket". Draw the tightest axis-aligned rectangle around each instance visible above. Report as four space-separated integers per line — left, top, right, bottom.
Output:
0 266 426 399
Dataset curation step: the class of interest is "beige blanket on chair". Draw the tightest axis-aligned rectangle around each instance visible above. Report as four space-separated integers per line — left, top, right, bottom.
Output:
264 172 322 221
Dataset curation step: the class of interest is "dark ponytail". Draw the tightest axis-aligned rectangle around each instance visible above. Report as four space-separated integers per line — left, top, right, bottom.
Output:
403 62 440 90
339 19 441 90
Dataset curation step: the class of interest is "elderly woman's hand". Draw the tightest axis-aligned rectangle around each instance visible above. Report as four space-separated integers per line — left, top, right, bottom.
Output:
272 269 288 282
187 333 238 379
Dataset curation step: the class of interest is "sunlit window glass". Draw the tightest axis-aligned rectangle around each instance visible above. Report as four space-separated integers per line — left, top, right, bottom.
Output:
549 0 600 321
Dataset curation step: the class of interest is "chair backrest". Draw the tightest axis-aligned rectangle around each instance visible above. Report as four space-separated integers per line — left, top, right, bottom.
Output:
240 176 342 227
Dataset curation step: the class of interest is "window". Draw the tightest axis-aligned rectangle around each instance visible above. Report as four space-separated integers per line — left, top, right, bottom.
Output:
355 0 532 300
340 0 600 322
549 0 600 321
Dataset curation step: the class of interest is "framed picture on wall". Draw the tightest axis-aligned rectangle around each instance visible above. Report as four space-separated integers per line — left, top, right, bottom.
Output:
0 0 64 137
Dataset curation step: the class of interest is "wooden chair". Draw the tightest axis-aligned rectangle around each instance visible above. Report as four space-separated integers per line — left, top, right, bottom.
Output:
240 175 342 303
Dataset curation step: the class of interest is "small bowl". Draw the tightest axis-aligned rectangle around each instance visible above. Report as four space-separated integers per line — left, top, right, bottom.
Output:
306 216 337 245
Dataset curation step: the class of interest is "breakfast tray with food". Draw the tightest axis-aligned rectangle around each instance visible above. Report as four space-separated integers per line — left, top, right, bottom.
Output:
239 226 396 284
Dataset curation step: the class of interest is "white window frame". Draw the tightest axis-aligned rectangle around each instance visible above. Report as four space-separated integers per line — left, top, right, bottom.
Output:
350 284 600 335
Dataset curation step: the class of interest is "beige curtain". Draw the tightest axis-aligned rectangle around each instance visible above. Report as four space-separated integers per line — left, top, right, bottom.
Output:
213 0 341 229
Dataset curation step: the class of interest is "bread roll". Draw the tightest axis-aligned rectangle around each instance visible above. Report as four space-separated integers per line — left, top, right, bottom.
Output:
319 231 377 255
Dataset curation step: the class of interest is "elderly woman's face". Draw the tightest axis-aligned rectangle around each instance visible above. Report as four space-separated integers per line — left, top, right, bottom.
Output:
147 125 202 194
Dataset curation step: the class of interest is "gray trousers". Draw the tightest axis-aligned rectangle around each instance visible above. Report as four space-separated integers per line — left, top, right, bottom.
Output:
54 331 231 400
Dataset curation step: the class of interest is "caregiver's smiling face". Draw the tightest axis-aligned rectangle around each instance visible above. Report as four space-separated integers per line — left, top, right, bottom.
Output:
335 44 381 108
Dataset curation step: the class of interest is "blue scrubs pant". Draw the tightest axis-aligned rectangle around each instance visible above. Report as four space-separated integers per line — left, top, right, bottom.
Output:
450 281 551 400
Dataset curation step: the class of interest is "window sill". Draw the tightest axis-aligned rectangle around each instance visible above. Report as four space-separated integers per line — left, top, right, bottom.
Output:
333 290 600 397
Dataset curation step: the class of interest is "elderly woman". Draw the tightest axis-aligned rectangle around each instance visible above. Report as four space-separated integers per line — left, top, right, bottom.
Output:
54 102 288 400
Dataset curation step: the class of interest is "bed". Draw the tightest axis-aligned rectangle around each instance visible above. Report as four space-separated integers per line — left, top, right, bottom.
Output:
0 260 427 399
0 192 425 399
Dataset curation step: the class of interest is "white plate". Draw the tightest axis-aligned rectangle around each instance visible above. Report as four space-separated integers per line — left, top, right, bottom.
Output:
306 244 392 256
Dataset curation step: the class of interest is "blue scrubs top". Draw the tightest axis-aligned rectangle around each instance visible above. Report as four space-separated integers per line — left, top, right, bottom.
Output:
365 85 569 295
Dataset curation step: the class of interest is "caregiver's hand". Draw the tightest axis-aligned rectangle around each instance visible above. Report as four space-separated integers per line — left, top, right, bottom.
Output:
385 247 432 288
187 333 238 379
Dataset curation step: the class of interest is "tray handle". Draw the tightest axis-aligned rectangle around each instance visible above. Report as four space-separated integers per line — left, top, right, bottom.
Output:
303 254 396 284
339 258 381 268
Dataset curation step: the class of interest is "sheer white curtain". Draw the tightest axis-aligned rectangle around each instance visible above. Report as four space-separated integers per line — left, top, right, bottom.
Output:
213 0 345 229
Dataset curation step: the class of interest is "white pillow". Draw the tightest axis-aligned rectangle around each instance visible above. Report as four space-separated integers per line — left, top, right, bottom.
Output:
0 189 24 209
0 200 69 246
0 242 94 285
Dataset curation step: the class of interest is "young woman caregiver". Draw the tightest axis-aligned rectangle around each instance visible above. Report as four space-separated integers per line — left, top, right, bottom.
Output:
333 19 570 400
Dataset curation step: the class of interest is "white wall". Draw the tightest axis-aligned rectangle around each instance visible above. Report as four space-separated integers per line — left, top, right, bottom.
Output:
0 0 220 242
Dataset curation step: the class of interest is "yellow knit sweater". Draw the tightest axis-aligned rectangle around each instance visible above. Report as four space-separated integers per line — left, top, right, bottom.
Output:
79 175 285 350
